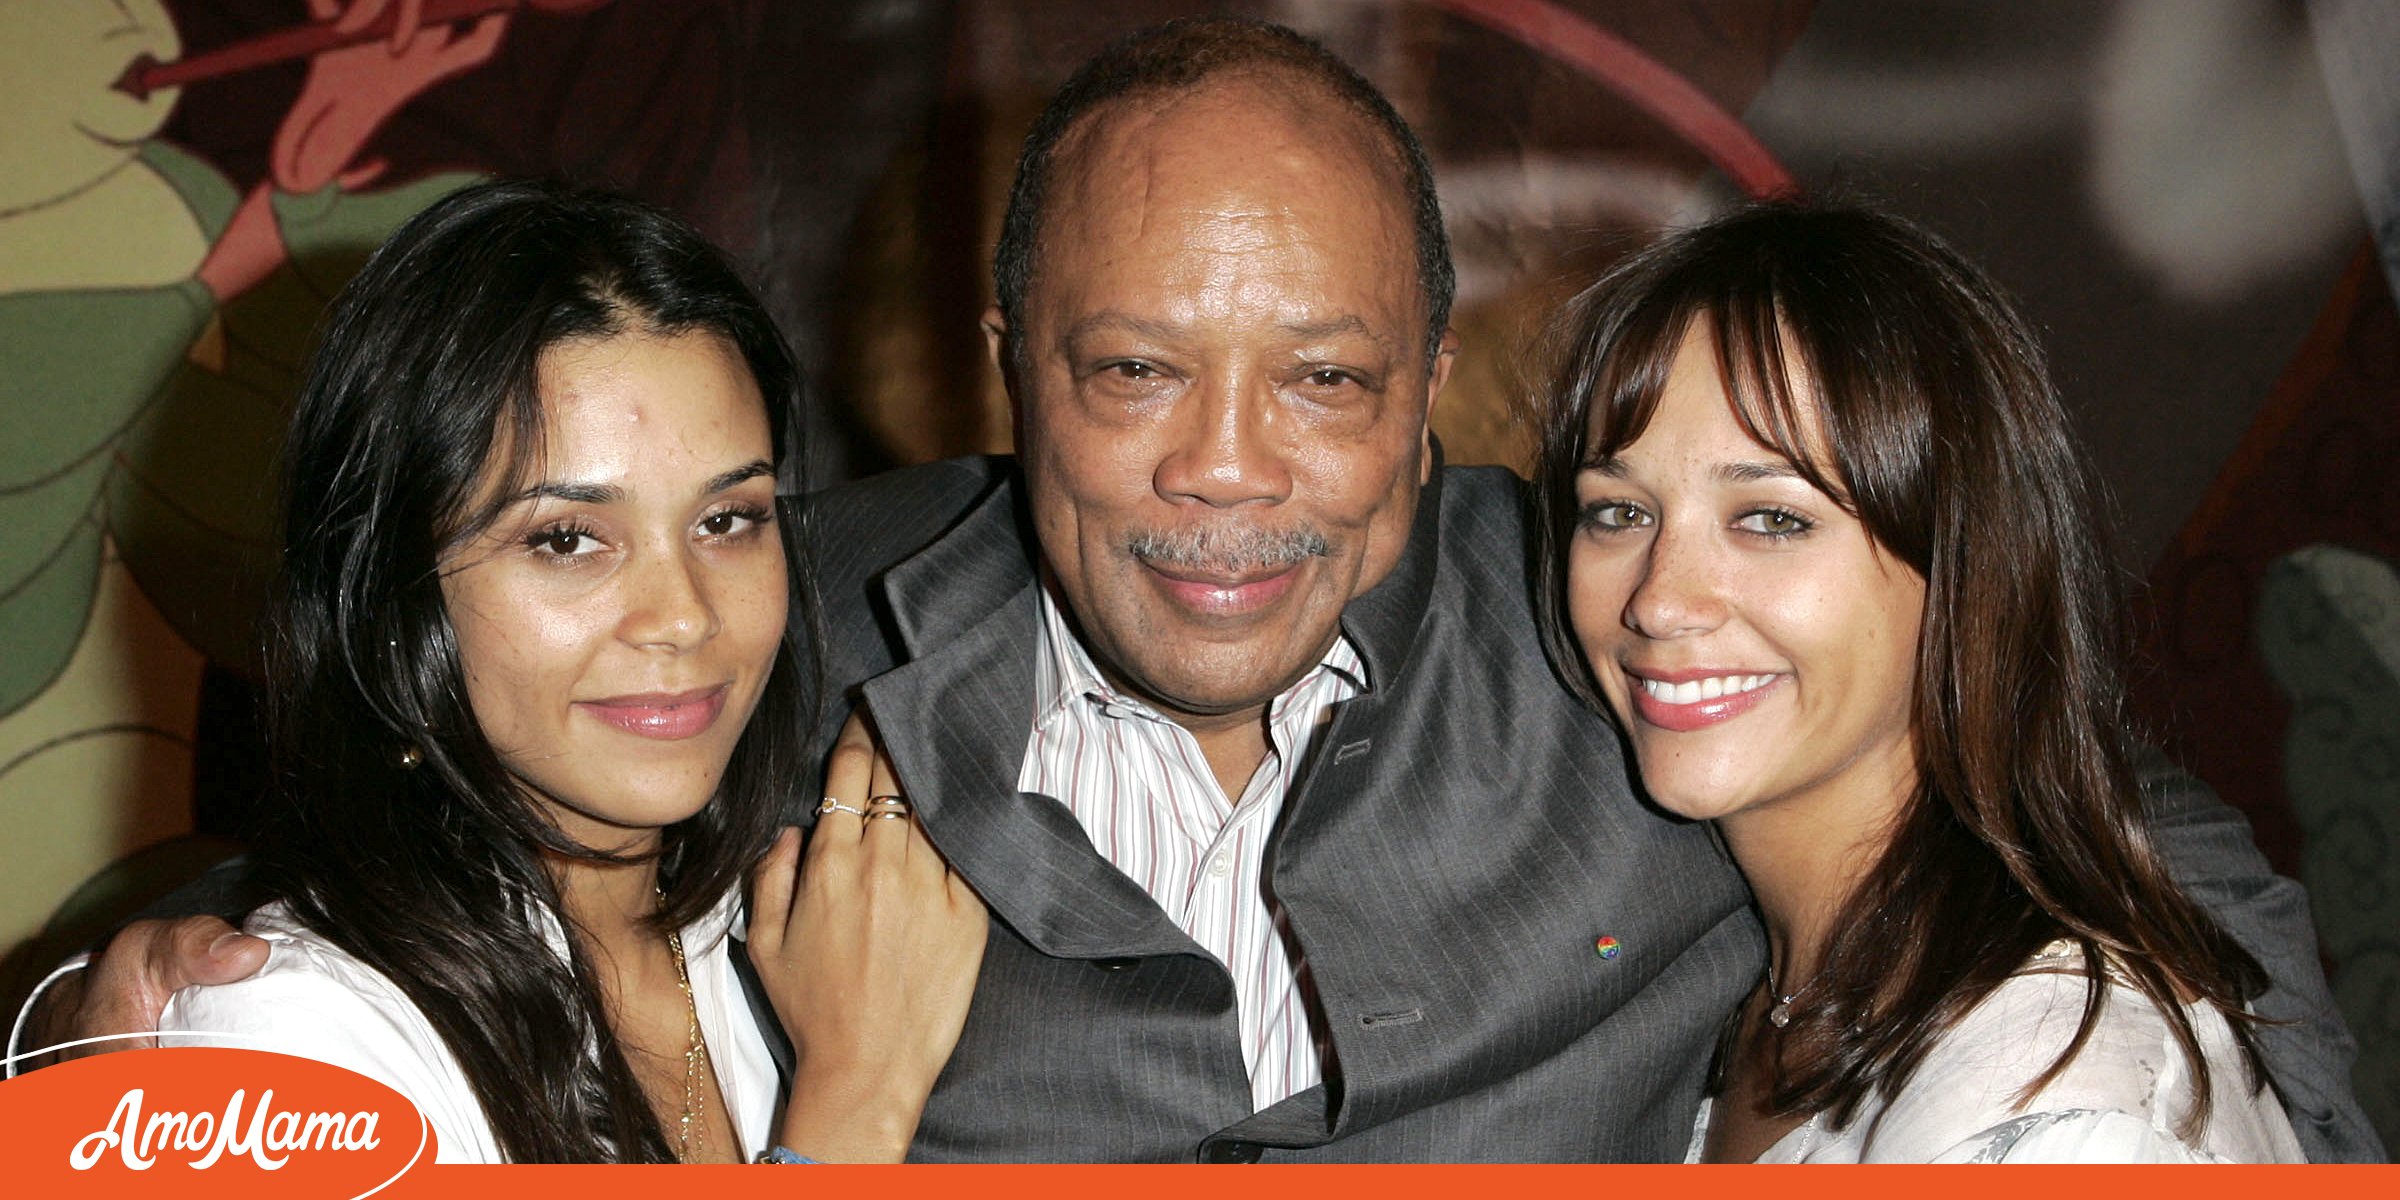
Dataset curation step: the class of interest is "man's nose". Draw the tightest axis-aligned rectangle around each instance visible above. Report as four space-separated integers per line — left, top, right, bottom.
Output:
618 546 720 653
1153 372 1292 507
1623 522 1728 639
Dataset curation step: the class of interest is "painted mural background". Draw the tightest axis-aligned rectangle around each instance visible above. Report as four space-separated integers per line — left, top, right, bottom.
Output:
2 0 2393 1147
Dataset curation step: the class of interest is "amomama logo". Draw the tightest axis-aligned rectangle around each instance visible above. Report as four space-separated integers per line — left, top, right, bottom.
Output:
0 1046 431 1198
71 1086 382 1169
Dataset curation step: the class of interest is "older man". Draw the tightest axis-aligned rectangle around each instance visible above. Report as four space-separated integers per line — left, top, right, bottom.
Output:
790 19 1758 1159
34 17 2377 1162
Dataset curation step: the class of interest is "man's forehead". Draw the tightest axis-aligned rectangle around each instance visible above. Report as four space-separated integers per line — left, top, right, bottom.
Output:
1055 74 1406 204
1031 80 1422 325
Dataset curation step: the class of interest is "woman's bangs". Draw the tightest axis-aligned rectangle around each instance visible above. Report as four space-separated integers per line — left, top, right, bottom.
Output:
1579 295 1694 464
1708 296 1861 515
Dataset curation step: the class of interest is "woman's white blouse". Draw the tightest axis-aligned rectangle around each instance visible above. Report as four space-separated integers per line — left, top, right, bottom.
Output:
159 890 778 1163
1688 942 2307 1163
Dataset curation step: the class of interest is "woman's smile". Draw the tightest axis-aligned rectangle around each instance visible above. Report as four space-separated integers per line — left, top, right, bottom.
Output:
1623 668 1787 732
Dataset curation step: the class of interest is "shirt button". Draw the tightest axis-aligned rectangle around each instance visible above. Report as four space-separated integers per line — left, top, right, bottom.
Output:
1201 1139 1263 1164
1206 851 1233 878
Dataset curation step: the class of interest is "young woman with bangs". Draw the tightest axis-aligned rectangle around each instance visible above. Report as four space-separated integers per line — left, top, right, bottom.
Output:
1531 202 2304 1162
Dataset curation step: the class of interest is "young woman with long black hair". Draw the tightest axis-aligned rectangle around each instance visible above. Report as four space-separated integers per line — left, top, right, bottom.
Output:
158 180 984 1163
1532 202 2304 1162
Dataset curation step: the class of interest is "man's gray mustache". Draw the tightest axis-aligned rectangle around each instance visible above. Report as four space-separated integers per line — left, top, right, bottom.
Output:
1124 525 1331 572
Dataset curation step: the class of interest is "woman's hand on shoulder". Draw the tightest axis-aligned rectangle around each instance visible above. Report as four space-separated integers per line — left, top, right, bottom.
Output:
746 711 987 1163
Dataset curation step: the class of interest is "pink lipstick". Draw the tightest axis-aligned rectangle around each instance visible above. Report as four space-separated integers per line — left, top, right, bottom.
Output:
1623 668 1785 733
574 686 729 741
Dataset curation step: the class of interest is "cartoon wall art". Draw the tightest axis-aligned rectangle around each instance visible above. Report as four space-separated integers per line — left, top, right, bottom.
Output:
0 0 514 962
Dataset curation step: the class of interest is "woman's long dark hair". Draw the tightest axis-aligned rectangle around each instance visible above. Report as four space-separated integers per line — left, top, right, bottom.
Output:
1530 201 2268 1134
261 180 816 1162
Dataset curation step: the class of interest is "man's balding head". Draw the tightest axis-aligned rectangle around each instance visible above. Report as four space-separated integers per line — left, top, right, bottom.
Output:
993 16 1454 371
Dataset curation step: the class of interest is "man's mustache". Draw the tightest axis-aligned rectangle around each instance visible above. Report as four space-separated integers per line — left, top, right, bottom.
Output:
1124 524 1332 573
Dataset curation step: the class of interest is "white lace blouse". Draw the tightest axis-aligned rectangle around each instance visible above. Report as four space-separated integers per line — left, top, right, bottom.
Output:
1686 942 2306 1163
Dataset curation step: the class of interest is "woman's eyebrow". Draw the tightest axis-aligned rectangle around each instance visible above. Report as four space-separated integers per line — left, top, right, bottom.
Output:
501 461 772 507
702 460 774 495
1716 459 1804 484
506 480 621 506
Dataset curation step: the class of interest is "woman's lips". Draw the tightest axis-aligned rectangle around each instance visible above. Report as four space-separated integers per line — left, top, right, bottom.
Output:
1624 671 1786 733
1142 561 1301 616
573 686 729 741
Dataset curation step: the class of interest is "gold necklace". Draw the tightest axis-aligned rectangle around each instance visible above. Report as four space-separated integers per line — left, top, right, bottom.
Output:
667 924 714 1161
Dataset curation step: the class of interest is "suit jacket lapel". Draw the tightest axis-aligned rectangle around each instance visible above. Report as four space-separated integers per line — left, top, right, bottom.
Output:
1329 443 1446 695
861 480 1198 963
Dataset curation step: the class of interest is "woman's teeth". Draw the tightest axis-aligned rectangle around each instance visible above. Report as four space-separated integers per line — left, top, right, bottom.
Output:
1639 674 1776 705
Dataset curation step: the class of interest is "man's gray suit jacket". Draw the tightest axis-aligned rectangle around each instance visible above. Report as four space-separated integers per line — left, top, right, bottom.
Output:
784 455 2379 1163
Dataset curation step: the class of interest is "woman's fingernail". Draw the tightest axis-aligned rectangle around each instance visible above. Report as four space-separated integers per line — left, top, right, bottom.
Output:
209 932 247 958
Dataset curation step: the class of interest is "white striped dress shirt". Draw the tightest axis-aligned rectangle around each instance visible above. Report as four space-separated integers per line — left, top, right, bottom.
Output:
1018 586 1366 1111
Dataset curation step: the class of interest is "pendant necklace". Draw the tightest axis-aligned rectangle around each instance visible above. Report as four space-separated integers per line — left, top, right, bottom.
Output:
662 885 714 1163
1765 961 1799 1030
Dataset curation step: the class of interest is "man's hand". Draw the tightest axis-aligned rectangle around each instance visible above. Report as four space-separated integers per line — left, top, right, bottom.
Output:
35 917 270 1062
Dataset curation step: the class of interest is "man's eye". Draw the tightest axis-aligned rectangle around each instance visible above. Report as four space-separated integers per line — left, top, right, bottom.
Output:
1105 361 1158 380
1305 368 1353 388
1578 501 1650 531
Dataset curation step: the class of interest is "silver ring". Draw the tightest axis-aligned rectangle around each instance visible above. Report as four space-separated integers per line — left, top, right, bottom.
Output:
866 795 909 811
817 797 868 818
867 810 910 821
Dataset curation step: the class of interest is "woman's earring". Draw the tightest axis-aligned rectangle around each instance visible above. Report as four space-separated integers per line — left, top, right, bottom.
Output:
383 634 419 768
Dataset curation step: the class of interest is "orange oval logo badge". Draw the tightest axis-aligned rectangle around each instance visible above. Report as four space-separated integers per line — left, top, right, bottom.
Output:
0 1046 432 1197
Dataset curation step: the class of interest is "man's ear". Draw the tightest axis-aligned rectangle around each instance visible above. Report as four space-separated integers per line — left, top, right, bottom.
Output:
1422 326 1459 484
984 304 1026 417
985 304 1032 448
981 305 1009 371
